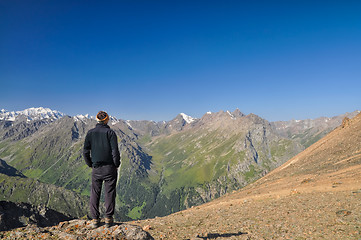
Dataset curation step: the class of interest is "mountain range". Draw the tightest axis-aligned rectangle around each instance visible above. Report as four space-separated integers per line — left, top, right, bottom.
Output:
134 110 361 239
0 107 359 222
0 107 64 122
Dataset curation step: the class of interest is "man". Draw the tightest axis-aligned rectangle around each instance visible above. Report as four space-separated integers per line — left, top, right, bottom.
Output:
83 111 120 228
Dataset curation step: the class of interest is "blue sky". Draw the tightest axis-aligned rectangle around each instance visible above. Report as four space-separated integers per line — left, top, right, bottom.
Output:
1 1 360 121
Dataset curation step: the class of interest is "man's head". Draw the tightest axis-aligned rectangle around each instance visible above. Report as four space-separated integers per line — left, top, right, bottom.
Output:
96 111 109 124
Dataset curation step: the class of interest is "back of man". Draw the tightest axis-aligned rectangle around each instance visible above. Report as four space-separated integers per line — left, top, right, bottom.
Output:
83 111 120 228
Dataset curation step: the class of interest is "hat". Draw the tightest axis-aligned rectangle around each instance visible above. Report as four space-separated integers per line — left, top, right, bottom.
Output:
96 111 109 123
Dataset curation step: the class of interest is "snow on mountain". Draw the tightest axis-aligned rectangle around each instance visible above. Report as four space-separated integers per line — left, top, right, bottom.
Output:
227 110 236 120
0 107 64 122
110 116 120 125
0 109 16 121
180 113 196 124
73 114 119 125
125 120 132 128
0 107 123 126
73 114 91 122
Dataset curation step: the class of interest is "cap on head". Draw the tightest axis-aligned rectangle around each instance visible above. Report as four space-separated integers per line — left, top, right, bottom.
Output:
96 111 109 123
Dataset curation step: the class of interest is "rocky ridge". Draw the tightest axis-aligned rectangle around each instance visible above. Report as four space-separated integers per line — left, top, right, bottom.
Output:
0 202 154 239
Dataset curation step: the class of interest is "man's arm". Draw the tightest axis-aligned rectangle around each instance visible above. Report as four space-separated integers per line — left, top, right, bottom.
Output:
83 132 92 167
110 131 121 168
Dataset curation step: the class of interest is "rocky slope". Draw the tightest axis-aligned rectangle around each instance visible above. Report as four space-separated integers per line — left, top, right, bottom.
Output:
134 112 361 239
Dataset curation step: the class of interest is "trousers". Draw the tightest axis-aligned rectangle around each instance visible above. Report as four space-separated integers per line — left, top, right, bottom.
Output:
90 164 117 219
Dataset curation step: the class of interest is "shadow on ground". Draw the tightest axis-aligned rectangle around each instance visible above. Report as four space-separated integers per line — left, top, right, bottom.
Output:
196 231 248 239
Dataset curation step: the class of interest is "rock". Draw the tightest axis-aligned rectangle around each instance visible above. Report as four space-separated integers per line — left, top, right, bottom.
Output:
341 117 350 128
57 219 154 240
143 225 152 231
1 218 154 240
336 210 352 217
301 178 312 184
290 189 300 195
57 231 79 240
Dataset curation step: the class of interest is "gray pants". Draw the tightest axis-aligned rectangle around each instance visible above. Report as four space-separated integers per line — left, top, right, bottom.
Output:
90 164 117 219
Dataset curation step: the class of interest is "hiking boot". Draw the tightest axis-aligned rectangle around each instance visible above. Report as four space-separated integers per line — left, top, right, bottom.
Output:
89 218 100 229
105 217 114 228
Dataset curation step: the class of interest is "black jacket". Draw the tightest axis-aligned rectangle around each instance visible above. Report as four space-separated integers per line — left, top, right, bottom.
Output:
83 123 120 168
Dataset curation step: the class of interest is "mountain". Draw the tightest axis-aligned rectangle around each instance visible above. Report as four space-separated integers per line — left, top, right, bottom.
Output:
134 111 361 239
0 106 359 223
272 110 360 148
145 110 302 209
180 113 196 124
0 107 64 122
125 112 197 138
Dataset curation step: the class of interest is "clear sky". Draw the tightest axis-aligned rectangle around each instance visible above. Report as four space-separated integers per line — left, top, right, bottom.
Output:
1 1 360 121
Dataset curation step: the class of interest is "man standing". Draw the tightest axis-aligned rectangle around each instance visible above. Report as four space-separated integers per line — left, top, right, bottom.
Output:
83 111 120 228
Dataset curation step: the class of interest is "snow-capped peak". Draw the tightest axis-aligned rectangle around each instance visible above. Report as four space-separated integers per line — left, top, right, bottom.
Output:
73 114 91 122
73 114 119 125
0 107 64 121
180 113 196 124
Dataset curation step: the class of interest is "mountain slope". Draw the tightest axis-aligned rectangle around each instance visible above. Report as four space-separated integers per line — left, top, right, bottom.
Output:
244 111 361 197
135 112 361 239
146 111 302 206
0 159 88 218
